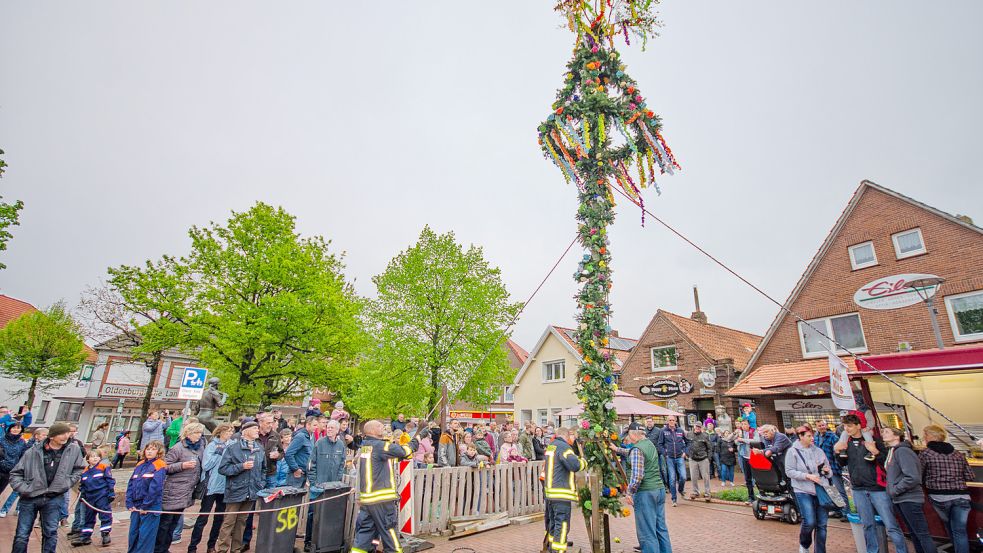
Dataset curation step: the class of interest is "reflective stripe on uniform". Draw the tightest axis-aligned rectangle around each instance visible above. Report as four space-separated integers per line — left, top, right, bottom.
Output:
550 521 569 551
389 528 403 553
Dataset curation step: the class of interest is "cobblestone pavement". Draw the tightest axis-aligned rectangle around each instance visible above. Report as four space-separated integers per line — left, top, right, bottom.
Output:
1 496 866 553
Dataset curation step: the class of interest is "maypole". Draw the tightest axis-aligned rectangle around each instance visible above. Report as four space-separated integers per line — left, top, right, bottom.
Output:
537 2 679 550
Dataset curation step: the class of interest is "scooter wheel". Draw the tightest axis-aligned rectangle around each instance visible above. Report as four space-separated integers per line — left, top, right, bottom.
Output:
752 500 765 520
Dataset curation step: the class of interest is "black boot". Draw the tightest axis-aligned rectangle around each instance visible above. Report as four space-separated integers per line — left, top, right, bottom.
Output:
71 536 92 547
102 533 112 546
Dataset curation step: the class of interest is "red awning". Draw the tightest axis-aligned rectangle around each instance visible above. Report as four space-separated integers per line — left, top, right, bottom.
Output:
853 344 983 375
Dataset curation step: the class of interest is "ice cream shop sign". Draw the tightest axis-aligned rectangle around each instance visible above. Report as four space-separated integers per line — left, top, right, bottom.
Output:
853 273 940 310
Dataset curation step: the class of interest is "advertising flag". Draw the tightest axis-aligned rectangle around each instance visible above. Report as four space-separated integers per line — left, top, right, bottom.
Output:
828 351 857 410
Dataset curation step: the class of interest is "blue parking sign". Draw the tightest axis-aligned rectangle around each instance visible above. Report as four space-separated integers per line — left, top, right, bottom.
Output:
178 367 209 400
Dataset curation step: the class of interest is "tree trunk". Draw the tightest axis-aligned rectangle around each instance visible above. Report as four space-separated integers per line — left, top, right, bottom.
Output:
427 367 439 420
26 377 38 412
136 350 163 448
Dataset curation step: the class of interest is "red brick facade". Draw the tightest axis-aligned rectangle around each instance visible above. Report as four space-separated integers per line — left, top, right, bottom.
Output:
731 181 983 425
619 310 761 419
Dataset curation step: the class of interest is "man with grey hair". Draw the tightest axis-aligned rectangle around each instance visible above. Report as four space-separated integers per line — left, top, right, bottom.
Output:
306 419 345 552
614 423 672 553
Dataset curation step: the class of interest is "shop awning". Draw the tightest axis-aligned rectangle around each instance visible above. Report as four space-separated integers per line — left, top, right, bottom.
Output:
853 344 983 374
726 357 855 397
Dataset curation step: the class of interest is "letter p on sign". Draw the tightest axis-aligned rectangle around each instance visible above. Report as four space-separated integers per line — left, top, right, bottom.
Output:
178 367 208 400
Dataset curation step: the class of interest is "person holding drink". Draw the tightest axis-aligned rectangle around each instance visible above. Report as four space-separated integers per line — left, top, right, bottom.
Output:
216 421 266 553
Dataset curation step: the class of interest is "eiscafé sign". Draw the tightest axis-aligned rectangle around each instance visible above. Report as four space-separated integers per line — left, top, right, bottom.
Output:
774 399 836 411
853 273 940 310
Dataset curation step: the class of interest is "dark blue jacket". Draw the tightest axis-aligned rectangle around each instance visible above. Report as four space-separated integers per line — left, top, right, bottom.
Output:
657 426 689 459
284 428 314 477
80 462 116 504
309 435 346 487
0 432 30 473
126 458 166 510
219 438 267 503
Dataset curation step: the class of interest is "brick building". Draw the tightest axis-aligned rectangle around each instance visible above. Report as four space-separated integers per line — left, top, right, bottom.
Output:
618 299 761 428
728 180 983 432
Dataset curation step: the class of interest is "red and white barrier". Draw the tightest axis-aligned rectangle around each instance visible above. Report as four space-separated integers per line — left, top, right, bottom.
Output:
397 460 415 535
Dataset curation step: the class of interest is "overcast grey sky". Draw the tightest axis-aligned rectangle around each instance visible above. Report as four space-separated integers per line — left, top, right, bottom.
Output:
2 1 981 351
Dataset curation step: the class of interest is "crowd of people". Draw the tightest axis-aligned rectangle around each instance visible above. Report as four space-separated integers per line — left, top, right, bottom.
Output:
0 398 979 553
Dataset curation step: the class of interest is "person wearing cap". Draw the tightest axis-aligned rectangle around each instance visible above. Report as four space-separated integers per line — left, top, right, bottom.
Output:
686 422 713 502
0 420 31 518
305 398 323 419
9 421 86 553
741 403 757 430
614 423 672 553
0 406 32 435
216 420 266 553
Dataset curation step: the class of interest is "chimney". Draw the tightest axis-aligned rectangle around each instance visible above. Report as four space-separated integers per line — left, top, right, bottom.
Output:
691 285 708 325
610 330 620 338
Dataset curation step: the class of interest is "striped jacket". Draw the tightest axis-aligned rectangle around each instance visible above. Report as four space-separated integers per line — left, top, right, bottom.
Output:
357 437 416 504
544 438 587 501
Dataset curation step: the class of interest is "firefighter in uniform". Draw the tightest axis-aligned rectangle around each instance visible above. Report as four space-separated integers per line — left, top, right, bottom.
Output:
352 419 418 553
544 426 588 553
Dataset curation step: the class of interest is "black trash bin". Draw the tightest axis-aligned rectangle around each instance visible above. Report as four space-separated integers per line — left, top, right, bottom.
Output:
255 486 307 553
310 482 354 553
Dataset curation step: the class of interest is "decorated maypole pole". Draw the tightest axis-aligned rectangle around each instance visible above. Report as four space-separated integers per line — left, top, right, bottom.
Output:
537 2 679 550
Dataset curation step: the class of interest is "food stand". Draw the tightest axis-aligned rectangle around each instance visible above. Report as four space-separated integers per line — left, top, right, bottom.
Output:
854 345 983 550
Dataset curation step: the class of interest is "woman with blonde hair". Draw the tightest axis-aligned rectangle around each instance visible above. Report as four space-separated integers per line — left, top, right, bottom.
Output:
154 422 205 553
919 424 974 553
189 424 234 553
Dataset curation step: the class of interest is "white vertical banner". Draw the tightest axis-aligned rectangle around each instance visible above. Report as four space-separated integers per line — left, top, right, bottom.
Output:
828 351 857 410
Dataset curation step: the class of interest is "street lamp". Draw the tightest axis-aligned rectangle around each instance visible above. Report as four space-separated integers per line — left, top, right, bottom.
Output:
905 276 946 350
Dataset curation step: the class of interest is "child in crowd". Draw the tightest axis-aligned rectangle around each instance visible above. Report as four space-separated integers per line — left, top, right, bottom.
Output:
73 450 116 546
113 431 131 469
836 396 876 460
126 441 167 553
459 444 483 468
423 452 436 468
276 428 292 486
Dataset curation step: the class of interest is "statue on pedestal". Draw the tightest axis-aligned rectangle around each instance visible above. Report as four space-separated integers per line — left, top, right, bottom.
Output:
194 377 226 432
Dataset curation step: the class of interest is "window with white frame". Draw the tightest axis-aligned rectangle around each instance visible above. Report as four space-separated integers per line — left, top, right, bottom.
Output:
798 313 868 358
520 409 533 423
945 290 983 342
550 408 563 425
542 360 565 382
892 228 926 259
503 386 514 402
650 346 678 372
848 241 877 270
537 409 549 426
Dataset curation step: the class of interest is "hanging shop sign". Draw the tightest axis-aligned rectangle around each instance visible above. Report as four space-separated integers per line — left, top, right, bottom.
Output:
640 378 694 398
853 273 940 310
698 369 716 388
699 388 716 396
640 379 680 398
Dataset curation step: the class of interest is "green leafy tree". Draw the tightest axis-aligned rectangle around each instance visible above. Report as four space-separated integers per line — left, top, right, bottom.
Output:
350 226 521 418
0 149 25 270
0 302 88 408
110 203 363 416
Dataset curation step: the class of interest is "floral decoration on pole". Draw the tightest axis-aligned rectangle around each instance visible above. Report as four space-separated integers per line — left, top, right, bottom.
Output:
537 0 679 520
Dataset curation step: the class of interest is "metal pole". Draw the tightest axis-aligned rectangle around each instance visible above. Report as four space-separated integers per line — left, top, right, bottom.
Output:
925 297 945 350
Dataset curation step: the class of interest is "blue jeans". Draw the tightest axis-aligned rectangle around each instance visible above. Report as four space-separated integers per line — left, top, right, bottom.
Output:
634 488 672 553
711 452 720 478
664 457 686 502
794 492 828 553
2 489 18 512
739 455 755 500
60 491 69 521
13 495 61 553
129 510 161 553
71 494 85 531
719 464 734 483
930 497 971 553
853 489 909 553
171 514 184 540
895 502 937 553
